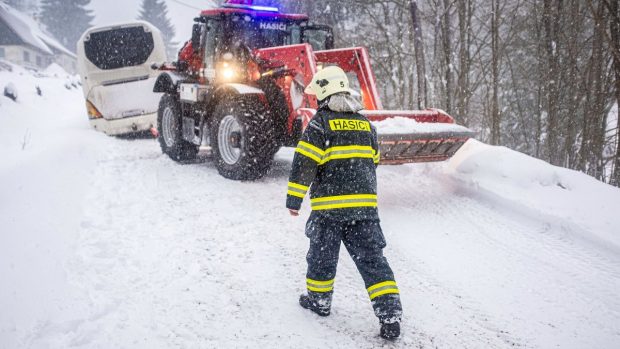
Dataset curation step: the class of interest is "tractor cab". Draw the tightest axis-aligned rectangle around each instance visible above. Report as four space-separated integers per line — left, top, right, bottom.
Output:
196 3 333 50
183 2 333 83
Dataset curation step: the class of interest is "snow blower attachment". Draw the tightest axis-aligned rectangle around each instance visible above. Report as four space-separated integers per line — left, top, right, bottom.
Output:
152 0 475 179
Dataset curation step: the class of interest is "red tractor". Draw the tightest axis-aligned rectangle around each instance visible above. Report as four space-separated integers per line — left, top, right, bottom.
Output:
153 0 474 180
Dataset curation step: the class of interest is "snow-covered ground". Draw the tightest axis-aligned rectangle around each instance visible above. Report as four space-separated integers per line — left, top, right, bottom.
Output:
1 65 620 348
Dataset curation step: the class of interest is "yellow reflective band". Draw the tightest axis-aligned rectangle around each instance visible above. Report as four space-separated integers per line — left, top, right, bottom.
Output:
295 148 322 163
310 194 378 211
312 202 377 210
287 182 309 198
367 280 399 300
325 145 374 153
369 288 400 300
287 190 305 198
307 278 335 293
306 278 334 286
311 194 377 203
321 145 376 164
296 140 324 163
329 119 371 132
322 153 374 163
307 285 334 292
298 141 325 156
288 182 309 191
367 280 397 292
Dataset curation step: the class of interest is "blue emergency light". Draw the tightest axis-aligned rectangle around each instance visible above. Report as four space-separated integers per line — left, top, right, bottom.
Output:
223 0 279 12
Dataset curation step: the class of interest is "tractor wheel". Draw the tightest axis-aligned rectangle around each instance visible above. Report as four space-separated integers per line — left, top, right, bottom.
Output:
157 94 199 162
210 96 277 180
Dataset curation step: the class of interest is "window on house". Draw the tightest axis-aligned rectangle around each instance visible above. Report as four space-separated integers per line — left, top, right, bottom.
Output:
23 51 30 62
36 55 42 67
0 47 5 58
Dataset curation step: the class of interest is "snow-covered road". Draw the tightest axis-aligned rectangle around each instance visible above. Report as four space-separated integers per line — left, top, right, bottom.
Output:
2 68 620 348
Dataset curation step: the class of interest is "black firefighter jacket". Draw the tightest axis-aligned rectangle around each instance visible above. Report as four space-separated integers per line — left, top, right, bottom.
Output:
286 106 381 222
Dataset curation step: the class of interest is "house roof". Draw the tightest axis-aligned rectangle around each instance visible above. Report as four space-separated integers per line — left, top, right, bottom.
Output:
0 3 76 58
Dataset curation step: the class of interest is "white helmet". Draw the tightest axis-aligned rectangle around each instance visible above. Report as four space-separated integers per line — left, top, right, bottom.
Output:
304 66 351 101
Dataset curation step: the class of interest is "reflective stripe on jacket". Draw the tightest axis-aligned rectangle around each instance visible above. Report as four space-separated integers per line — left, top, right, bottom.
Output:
286 107 380 221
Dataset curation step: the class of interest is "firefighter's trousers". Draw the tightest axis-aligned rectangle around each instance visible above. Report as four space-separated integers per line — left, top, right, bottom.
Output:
304 214 403 322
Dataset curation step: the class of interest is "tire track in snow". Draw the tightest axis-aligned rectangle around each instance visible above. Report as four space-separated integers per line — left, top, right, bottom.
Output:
56 140 413 347
378 164 620 348
38 138 620 348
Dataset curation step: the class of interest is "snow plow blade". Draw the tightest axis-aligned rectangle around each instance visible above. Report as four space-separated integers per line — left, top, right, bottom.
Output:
362 109 476 165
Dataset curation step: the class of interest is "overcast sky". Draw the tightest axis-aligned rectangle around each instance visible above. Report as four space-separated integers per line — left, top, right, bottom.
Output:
88 0 216 49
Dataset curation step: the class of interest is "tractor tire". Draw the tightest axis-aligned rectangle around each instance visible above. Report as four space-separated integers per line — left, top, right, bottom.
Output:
157 94 199 162
210 96 277 180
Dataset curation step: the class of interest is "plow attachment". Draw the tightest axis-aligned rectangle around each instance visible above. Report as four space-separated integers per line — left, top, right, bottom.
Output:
257 44 475 164
363 109 476 165
313 47 475 165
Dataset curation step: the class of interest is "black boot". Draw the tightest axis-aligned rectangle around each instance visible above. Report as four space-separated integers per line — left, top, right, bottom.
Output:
380 321 400 340
299 293 331 316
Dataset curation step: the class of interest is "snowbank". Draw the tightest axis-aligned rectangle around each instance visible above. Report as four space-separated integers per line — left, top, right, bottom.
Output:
0 62 84 167
447 139 620 250
44 63 70 77
0 62 102 348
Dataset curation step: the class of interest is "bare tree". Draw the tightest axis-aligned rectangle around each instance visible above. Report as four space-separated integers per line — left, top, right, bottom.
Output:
606 0 620 185
291 0 620 187
455 0 473 125
542 0 563 165
441 0 454 114
490 0 501 145
410 0 428 109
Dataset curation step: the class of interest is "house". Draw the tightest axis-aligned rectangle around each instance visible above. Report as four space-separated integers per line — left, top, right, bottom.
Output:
0 3 76 73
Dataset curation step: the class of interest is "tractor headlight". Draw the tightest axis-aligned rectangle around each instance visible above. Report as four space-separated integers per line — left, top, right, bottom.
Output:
217 62 239 83
221 67 236 80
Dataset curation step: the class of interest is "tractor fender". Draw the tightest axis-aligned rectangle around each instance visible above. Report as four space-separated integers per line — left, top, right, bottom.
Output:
153 72 185 93
207 83 266 111
218 83 265 96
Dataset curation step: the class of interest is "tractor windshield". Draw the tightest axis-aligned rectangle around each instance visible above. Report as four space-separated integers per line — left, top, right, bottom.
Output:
227 15 301 50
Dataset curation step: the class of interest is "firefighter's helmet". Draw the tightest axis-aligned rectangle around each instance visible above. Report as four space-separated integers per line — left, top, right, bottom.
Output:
305 66 351 101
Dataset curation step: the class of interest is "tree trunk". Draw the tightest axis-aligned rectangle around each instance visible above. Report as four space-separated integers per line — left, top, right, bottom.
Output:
410 0 428 109
590 1 608 179
442 0 453 114
490 0 501 145
543 0 563 165
456 0 472 126
609 0 620 185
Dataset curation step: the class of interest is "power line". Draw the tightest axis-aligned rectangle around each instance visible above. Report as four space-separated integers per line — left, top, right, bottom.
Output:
168 0 206 11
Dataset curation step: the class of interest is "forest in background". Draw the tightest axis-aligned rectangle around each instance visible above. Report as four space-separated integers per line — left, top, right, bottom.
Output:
4 0 620 187
280 0 620 187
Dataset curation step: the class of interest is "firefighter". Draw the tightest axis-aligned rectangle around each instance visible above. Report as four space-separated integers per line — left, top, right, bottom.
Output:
286 66 403 340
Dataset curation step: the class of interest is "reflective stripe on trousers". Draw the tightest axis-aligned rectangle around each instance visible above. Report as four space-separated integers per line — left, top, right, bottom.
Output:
307 278 334 292
367 280 399 300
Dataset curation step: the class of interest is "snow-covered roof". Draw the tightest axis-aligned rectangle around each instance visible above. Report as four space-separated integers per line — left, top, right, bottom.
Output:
0 3 76 58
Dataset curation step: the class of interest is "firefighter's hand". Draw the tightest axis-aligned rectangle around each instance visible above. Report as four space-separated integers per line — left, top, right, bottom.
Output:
289 209 299 216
